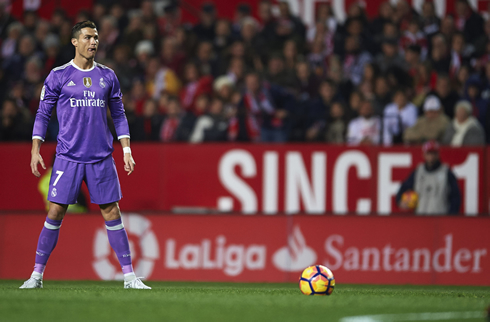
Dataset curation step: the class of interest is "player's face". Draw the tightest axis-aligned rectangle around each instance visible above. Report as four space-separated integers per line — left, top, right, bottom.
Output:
75 28 99 60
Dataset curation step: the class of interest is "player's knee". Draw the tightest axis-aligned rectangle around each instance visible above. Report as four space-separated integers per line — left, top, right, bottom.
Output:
100 202 121 221
47 203 67 221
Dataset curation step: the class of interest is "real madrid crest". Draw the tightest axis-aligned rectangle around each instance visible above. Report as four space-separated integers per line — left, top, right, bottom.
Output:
83 77 92 88
99 77 106 88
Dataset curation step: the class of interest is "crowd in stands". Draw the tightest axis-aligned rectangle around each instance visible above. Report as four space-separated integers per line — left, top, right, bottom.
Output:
0 0 490 146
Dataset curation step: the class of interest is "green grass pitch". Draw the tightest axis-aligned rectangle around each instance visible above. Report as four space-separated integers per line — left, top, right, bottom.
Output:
0 281 489 322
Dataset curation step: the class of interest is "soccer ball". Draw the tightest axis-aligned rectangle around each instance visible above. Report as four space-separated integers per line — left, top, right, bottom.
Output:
401 190 418 210
299 265 335 296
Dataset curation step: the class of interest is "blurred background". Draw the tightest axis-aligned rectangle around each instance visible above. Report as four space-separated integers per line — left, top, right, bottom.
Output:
0 0 489 285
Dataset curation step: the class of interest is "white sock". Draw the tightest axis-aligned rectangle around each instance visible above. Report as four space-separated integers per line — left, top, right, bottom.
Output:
31 271 43 279
124 272 136 281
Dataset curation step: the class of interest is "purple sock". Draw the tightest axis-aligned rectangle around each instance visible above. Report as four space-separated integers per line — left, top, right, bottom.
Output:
34 217 62 272
105 218 133 274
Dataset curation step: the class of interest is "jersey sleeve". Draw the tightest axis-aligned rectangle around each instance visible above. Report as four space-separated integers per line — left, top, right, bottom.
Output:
108 71 130 140
32 70 61 141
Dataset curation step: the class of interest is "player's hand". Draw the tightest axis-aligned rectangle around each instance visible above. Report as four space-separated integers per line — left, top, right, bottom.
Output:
124 153 135 176
399 201 409 210
30 152 46 177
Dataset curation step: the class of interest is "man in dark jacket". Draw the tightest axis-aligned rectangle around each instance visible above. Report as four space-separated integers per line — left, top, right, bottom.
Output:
396 140 461 215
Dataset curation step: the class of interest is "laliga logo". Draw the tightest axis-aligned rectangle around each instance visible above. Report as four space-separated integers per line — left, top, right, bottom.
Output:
273 225 317 271
92 213 160 280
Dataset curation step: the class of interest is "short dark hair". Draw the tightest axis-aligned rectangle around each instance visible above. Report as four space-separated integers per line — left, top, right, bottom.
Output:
71 20 97 39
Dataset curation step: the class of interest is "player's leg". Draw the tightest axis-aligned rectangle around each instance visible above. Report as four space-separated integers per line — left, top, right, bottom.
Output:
34 202 68 273
99 202 135 279
86 156 150 289
21 158 84 289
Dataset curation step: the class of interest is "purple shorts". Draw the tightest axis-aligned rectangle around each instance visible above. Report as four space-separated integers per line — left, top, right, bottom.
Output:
48 156 122 205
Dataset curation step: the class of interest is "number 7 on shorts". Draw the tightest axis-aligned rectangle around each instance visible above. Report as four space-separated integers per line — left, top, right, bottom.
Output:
53 170 64 186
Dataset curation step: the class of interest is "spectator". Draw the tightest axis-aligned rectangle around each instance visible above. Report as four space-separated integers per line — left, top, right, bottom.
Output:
213 75 234 104
97 15 120 59
449 32 471 79
454 65 471 97
370 2 394 37
383 88 418 145
306 101 347 143
307 79 340 129
236 72 293 142
122 13 144 50
439 16 455 41
0 99 31 141
404 95 450 144
194 41 216 76
399 20 428 58
347 90 363 119
160 37 186 77
0 4 16 39
160 97 196 142
110 3 129 35
225 57 246 90
276 2 306 46
43 34 61 75
140 99 164 141
372 76 392 115
213 19 232 57
240 17 261 62
2 22 23 60
264 54 295 88
23 10 39 34
190 98 229 142
158 3 181 37
294 61 320 100
346 99 381 145
232 3 253 37
429 74 460 119
442 100 485 146
342 35 372 86
420 1 440 36
464 78 489 133
3 34 38 82
193 3 217 41
430 34 450 74
396 140 461 215
474 19 490 59
179 62 213 114
153 62 181 99
454 0 484 44
375 37 407 73
315 3 337 34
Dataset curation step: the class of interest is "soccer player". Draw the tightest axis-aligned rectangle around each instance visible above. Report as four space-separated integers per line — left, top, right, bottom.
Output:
20 21 150 289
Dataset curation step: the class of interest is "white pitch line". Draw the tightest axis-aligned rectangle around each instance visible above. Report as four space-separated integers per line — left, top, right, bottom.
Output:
339 310 484 322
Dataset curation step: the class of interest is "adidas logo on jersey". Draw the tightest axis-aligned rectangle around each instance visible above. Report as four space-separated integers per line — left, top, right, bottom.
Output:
67 81 76 86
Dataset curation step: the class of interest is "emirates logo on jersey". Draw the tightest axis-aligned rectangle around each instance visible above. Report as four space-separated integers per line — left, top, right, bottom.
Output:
83 77 92 88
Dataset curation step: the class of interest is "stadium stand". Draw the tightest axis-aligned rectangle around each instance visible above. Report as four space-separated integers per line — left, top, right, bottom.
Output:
0 0 489 146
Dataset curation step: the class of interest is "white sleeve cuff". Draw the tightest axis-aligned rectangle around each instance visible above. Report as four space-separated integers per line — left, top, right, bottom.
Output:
118 135 130 140
32 136 45 142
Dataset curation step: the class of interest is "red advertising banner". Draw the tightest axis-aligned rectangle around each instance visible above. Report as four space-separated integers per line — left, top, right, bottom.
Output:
0 144 486 215
1 213 488 285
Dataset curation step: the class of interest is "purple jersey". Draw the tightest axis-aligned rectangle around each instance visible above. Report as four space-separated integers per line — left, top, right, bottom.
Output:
32 60 130 163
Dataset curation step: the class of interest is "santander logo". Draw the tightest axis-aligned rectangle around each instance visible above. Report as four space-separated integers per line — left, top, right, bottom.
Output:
273 225 317 272
92 213 160 280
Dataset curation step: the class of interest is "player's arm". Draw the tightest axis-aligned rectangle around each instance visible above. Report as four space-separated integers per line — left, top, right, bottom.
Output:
396 171 415 209
120 137 135 176
31 71 60 177
447 169 461 215
108 72 134 175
